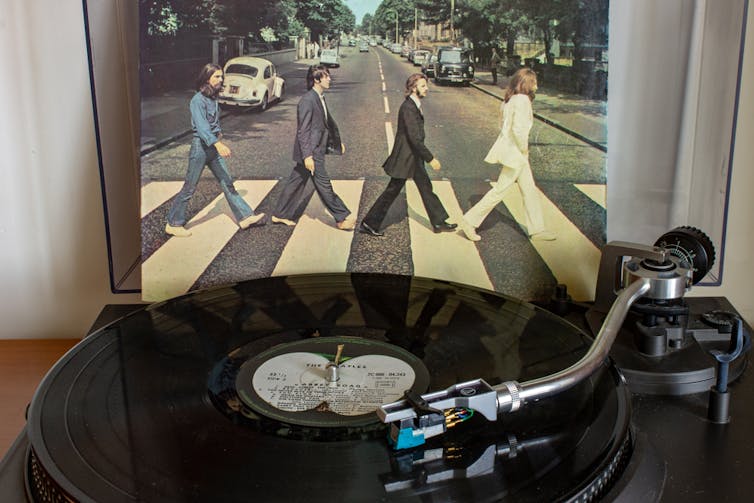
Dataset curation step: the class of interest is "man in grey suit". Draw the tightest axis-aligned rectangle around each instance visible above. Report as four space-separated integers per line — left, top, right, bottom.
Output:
271 65 355 230
359 73 456 236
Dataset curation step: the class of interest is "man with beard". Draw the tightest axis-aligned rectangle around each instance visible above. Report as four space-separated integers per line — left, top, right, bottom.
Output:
359 73 456 236
165 63 264 237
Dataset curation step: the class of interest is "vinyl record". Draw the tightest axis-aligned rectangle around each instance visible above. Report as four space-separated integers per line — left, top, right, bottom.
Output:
26 274 632 502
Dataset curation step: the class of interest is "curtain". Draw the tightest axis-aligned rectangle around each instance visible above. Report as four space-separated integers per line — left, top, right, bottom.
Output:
608 0 747 283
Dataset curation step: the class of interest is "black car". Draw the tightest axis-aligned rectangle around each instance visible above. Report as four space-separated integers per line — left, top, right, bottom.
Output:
421 54 437 78
433 47 474 86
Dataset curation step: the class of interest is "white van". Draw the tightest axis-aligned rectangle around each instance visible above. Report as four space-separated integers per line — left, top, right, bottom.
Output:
319 49 339 68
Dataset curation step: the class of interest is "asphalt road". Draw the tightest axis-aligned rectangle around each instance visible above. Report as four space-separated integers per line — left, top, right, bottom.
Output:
140 45 607 303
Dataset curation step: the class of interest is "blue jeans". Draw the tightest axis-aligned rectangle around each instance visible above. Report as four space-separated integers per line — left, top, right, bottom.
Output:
167 138 254 226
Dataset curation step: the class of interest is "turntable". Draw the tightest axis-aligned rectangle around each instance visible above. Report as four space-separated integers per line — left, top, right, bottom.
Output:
2 228 753 502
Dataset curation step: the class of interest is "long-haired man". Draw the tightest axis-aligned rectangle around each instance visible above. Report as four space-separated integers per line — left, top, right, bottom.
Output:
165 63 264 237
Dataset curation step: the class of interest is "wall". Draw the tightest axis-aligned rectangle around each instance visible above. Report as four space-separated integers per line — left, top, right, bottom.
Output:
0 0 752 339
0 1 142 339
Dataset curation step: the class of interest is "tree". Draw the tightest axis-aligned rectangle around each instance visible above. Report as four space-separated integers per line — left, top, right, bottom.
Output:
139 0 222 63
448 0 528 57
331 2 356 36
213 0 279 38
360 13 374 35
265 0 308 40
510 0 579 64
556 0 609 62
414 0 528 53
140 0 219 38
295 0 355 41
374 0 416 43
414 0 448 25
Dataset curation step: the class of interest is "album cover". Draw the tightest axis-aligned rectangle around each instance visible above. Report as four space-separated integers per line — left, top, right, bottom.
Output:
137 0 609 302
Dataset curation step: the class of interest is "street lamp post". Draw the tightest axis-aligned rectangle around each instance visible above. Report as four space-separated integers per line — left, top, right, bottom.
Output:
385 8 399 44
450 0 455 43
414 8 418 49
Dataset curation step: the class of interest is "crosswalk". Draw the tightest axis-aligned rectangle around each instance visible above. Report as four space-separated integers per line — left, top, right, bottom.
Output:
142 180 277 301
407 181 494 290
271 180 364 277
141 179 606 302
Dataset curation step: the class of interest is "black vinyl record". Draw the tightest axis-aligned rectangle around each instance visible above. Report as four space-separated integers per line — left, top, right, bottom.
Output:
26 274 632 502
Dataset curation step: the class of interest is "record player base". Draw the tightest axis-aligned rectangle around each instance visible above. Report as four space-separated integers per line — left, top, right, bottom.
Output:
2 302 754 502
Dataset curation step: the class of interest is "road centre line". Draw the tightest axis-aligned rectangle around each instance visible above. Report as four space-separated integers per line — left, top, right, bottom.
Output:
385 122 394 153
384 96 390 114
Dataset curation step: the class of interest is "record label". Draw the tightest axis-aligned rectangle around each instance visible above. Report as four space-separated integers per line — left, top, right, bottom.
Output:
235 336 430 427
251 352 416 415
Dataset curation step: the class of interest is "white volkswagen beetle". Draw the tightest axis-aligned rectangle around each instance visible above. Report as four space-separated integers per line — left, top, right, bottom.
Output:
218 56 285 110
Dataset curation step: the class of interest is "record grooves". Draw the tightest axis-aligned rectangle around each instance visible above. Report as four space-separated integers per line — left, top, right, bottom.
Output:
26 274 635 502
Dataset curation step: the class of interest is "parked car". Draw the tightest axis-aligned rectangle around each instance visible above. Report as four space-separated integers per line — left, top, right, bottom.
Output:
412 49 430 66
359 42 369 52
218 57 284 110
320 48 340 67
390 43 402 54
433 47 475 85
400 45 411 58
421 54 437 78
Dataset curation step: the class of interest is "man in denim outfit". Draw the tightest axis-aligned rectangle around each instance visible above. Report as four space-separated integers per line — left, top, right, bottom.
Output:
165 63 264 237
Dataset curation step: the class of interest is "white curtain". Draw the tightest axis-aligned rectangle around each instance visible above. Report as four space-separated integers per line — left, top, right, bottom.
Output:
608 0 747 283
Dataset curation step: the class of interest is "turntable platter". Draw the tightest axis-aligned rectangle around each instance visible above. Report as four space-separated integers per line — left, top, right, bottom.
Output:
26 274 632 502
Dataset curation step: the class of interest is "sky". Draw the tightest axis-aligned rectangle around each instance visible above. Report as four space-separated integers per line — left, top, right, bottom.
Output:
344 0 379 24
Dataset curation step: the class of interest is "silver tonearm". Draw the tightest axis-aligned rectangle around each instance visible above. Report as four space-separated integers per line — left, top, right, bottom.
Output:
378 243 692 449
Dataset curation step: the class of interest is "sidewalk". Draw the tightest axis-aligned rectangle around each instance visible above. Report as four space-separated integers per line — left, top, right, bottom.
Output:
472 70 607 152
140 92 193 155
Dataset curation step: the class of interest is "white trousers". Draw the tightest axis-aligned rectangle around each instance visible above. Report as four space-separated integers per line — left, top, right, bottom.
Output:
463 162 545 235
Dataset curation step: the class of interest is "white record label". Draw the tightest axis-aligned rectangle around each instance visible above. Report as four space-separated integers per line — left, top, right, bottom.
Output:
251 352 416 416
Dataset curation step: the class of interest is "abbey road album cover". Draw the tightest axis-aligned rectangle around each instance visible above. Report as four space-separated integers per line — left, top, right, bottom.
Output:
138 0 608 302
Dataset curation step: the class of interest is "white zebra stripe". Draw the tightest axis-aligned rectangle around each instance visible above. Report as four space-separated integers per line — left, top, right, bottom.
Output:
140 180 605 303
497 181 601 301
141 181 184 217
272 180 364 277
141 180 276 302
574 183 606 209
406 180 494 291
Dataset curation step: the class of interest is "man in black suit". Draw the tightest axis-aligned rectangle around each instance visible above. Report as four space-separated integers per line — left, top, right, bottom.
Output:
271 65 355 230
359 73 456 236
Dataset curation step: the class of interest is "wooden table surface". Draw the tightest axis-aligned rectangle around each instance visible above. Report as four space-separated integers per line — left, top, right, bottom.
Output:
0 339 80 458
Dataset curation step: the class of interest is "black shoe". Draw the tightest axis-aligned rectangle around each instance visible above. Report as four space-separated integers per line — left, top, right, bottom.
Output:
359 221 384 237
432 222 458 233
